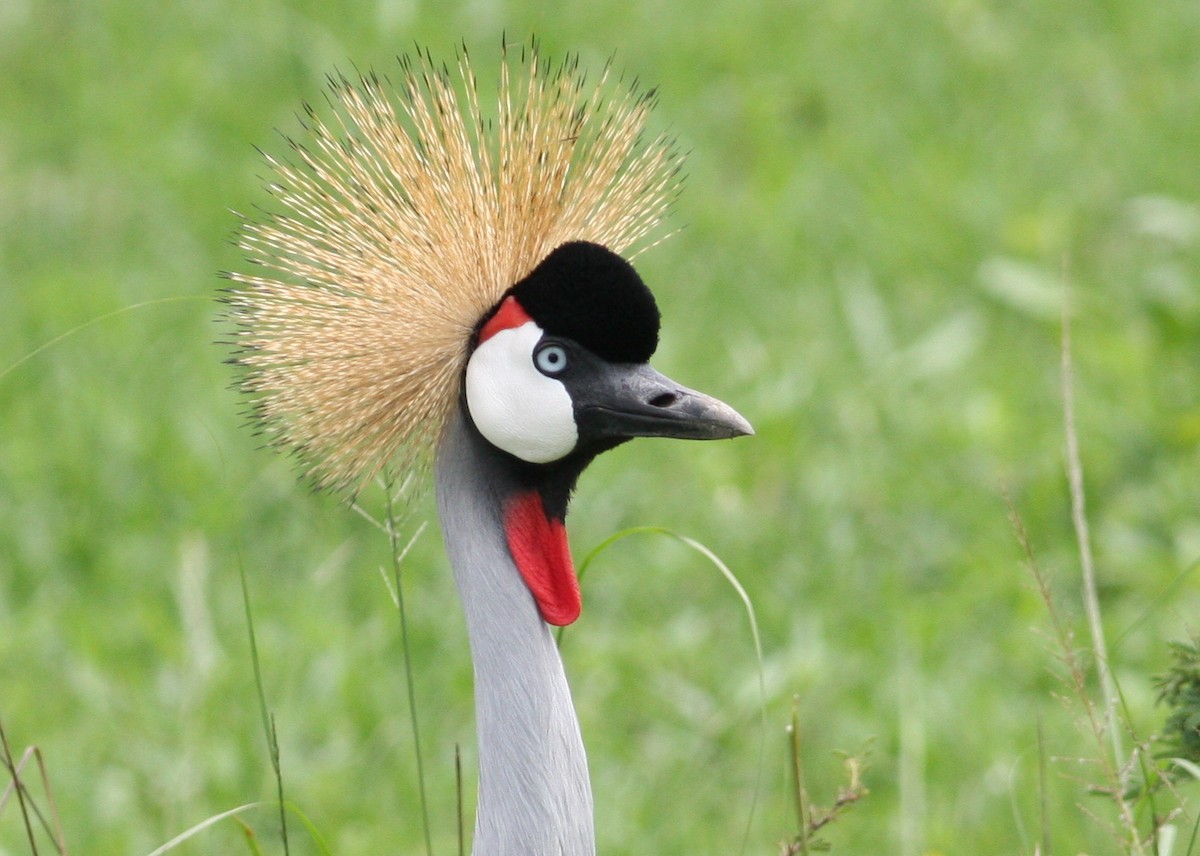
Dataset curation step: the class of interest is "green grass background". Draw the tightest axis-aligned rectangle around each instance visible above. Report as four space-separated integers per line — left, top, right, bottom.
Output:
3 0 1200 853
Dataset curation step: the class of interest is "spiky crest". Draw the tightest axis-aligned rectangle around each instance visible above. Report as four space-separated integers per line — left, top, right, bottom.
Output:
223 41 684 491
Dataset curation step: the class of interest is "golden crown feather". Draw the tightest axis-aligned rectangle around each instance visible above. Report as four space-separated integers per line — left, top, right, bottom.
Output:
223 41 685 491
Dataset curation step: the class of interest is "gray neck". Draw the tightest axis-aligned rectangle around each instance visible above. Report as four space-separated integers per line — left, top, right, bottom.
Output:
435 412 595 856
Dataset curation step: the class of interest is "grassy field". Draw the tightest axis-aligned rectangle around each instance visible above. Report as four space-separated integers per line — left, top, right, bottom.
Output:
3 0 1200 853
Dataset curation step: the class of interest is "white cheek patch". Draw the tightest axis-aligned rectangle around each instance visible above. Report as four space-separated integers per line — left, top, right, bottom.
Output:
465 322 578 463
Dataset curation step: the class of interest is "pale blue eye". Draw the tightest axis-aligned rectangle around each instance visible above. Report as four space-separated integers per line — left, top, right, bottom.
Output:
534 343 569 376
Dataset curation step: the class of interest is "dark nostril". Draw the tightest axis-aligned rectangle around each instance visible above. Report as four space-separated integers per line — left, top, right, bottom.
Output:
648 391 679 409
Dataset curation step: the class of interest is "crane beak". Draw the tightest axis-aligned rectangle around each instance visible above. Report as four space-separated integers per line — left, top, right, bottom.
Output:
573 362 753 443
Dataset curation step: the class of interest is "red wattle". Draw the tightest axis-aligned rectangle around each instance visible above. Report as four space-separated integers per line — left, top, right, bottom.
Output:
503 490 580 626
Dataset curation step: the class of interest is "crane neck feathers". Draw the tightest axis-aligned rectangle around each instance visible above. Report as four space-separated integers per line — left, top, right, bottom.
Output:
435 412 595 855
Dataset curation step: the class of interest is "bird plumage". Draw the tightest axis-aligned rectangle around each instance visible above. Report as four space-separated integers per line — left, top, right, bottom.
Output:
436 412 594 852
225 43 683 492
224 39 749 856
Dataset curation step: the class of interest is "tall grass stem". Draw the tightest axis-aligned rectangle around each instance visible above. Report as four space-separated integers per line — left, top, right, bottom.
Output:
1060 273 1124 779
1036 717 1051 856
455 744 465 856
0 296 205 384
237 557 290 854
0 720 39 855
382 477 435 856
787 698 810 856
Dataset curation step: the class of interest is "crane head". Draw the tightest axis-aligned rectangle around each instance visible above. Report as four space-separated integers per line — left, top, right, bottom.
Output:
461 240 752 626
225 47 750 630
466 240 751 466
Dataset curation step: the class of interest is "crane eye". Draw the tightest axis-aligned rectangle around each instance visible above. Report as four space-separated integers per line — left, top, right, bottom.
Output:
534 342 569 377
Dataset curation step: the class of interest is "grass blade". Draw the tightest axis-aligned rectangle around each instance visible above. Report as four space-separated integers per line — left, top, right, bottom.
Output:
1060 269 1124 777
0 720 40 856
237 556 290 855
280 800 334 854
382 474 434 856
1037 716 1051 856
788 698 810 856
456 744 465 856
234 817 266 856
0 296 205 384
145 800 333 856
0 738 69 854
563 525 766 855
145 802 270 855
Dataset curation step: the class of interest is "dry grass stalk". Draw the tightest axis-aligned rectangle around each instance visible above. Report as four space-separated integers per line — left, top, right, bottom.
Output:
1005 489 1147 855
1060 271 1125 783
781 698 869 855
0 719 68 855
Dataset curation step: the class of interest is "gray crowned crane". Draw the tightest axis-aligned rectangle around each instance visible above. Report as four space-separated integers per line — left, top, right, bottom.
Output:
224 42 751 856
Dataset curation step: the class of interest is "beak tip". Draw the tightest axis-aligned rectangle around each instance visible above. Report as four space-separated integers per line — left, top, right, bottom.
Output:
702 400 753 440
683 392 752 441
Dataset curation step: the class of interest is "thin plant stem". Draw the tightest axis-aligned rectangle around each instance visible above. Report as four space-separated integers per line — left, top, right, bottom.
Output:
1005 489 1142 852
0 296 205 384
788 697 810 856
1060 273 1124 780
0 743 67 854
31 747 66 854
1113 558 1200 653
1037 717 1051 856
0 719 39 856
383 476 434 856
238 558 290 855
235 817 266 856
268 714 288 854
455 744 465 856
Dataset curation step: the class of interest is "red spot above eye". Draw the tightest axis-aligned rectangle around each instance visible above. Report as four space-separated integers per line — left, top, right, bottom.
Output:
478 296 533 344
503 490 580 626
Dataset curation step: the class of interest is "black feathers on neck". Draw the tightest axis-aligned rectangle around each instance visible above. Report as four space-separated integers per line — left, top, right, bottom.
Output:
508 241 661 364
457 393 610 522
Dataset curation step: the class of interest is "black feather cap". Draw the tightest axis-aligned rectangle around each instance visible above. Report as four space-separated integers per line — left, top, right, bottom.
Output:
498 241 661 364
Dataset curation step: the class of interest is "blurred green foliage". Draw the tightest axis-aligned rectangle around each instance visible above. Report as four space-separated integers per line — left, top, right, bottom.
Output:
1156 635 1200 778
2 0 1200 853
